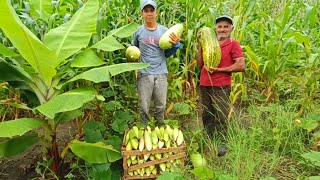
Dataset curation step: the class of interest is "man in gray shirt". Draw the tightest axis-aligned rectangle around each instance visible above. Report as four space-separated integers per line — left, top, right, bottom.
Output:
132 0 181 126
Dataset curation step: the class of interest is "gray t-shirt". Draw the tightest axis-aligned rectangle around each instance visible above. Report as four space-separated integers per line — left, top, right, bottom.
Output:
132 24 168 74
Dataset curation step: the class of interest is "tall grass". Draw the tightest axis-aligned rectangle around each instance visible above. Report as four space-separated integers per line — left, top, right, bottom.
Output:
189 103 316 179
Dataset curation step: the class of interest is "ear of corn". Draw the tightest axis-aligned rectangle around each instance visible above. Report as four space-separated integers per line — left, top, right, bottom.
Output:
132 126 139 138
152 168 157 174
127 158 132 166
126 141 132 151
139 136 145 152
199 27 221 69
138 129 144 139
144 130 152 151
130 138 139 150
177 130 184 146
145 167 151 176
151 131 158 144
159 163 166 171
173 127 179 141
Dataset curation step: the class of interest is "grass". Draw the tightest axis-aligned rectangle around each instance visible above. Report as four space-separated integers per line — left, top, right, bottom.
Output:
180 102 317 179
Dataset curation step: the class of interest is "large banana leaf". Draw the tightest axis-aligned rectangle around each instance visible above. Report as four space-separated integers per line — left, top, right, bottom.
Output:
0 118 43 138
35 87 105 119
28 0 52 20
69 140 122 164
56 63 149 89
44 0 99 61
0 102 31 110
54 109 83 123
91 22 139 51
0 134 38 158
71 49 105 68
0 60 32 83
0 0 58 86
107 22 139 38
0 43 18 56
90 35 125 51
0 60 44 102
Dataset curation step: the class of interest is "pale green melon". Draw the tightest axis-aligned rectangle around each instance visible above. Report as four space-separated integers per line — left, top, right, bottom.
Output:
159 23 183 50
190 152 207 168
125 46 140 62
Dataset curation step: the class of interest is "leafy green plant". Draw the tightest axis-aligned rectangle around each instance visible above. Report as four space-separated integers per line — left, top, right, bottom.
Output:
301 151 320 168
0 0 148 177
173 102 190 115
157 171 185 180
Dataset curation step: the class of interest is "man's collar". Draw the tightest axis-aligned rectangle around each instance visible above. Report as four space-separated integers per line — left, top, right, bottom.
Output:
220 38 232 47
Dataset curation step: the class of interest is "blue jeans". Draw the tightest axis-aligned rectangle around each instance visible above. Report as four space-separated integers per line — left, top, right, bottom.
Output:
137 73 167 125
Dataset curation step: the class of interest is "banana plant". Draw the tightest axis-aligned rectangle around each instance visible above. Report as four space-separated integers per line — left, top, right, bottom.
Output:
0 0 148 176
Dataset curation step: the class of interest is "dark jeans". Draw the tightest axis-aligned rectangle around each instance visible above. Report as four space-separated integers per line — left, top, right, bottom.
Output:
200 86 231 139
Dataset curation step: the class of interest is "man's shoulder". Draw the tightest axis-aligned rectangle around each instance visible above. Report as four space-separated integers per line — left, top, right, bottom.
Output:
137 25 145 31
229 38 242 48
157 24 168 31
230 38 240 43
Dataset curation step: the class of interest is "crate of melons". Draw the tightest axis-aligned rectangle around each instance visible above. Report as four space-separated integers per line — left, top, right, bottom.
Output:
121 125 186 180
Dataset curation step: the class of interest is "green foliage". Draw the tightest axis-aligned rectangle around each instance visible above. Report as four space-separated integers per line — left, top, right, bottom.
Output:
157 171 184 180
301 151 320 168
81 120 122 179
0 0 148 178
0 118 42 137
84 120 107 143
68 140 121 164
0 0 319 179
173 102 190 115
189 167 215 180
246 104 306 156
35 87 104 119
0 134 38 158
111 111 134 134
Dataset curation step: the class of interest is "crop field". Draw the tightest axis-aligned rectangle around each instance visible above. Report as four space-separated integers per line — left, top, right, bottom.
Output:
0 0 319 179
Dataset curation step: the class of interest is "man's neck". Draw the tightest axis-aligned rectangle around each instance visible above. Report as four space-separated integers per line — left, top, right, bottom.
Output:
219 37 229 45
145 22 157 30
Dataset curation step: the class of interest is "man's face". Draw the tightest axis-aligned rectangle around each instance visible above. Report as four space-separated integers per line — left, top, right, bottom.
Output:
141 5 158 23
215 20 233 41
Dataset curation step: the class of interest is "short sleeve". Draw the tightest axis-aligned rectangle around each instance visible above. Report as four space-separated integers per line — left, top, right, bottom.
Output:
231 40 243 59
132 32 139 47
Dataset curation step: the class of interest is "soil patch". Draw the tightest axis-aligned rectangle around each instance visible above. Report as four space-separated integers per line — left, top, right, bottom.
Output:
0 122 76 179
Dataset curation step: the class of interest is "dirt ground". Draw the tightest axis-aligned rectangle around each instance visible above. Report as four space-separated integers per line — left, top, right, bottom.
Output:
0 122 76 180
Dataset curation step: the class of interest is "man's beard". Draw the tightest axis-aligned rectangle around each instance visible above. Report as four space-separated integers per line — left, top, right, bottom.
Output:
217 33 230 41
